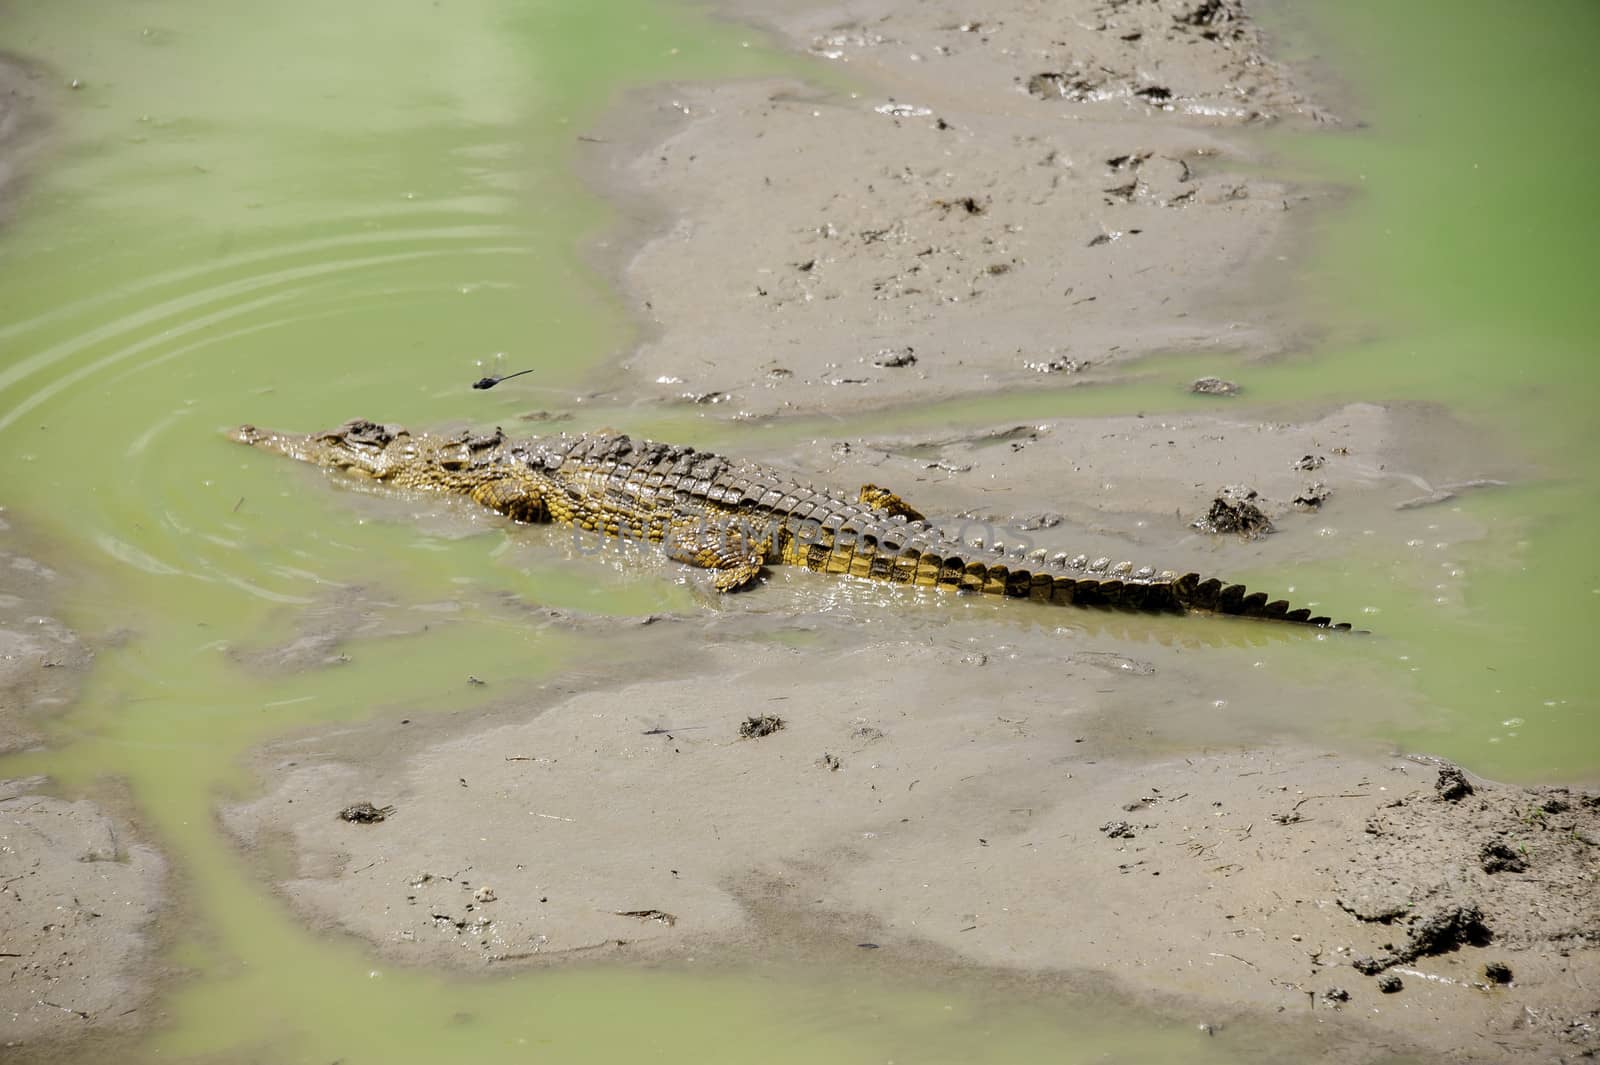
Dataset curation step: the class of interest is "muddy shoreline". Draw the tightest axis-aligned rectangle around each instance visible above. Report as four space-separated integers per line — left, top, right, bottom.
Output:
2 2 1596 1062
0 66 170 1052
0 515 169 1047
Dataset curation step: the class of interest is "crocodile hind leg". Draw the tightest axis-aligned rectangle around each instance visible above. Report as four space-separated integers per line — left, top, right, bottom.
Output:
469 478 550 523
664 516 772 592
858 484 926 523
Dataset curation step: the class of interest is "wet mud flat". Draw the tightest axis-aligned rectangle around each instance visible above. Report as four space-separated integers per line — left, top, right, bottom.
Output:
0 56 51 226
228 627 1599 1062
584 0 1332 420
0 512 167 1048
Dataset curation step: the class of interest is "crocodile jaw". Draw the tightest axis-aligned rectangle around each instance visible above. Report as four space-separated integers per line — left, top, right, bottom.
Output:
228 423 389 477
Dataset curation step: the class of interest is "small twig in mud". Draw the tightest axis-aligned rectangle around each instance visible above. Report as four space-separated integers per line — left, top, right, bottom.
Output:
1291 792 1371 812
39 1000 89 1020
491 938 628 962
1208 952 1258 969
614 909 677 926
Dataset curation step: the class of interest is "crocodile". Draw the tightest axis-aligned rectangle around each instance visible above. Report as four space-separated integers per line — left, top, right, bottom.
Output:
230 419 1354 630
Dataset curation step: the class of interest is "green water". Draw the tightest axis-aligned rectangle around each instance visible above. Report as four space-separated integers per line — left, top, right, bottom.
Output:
1253 0 1600 778
0 0 1594 1060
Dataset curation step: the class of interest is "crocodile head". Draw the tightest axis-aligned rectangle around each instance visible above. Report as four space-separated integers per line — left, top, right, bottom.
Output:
230 420 521 494
229 419 418 479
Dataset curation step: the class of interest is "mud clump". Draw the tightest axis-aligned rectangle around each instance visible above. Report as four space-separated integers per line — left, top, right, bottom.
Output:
1189 376 1239 396
1026 71 1100 101
1352 904 1493 975
1479 840 1528 874
1099 820 1136 839
871 347 918 368
338 801 395 824
1291 483 1329 510
1192 486 1272 537
1407 903 1493 957
1435 765 1474 801
1376 973 1403 994
1336 771 1599 994
1175 0 1246 40
1484 961 1514 984
739 714 785 739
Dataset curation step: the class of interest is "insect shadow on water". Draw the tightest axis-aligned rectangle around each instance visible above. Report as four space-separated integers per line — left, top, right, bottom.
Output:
471 368 536 390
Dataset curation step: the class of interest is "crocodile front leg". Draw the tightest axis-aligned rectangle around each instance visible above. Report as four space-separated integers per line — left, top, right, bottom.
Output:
664 516 772 592
858 483 927 523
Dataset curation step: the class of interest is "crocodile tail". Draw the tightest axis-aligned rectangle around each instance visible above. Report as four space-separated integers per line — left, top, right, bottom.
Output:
906 545 1354 630
1166 571 1354 630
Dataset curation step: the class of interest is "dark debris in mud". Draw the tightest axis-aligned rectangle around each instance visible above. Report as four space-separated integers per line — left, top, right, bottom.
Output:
338 801 395 824
1479 840 1529 874
614 908 677 927
871 347 918 368
1292 483 1329 510
1350 904 1492 975
1023 354 1089 375
1174 0 1247 40
1191 487 1272 537
739 714 785 739
1026 71 1100 101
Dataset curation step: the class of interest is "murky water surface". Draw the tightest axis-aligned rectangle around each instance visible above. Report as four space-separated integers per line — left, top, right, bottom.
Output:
0 0 1592 1060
